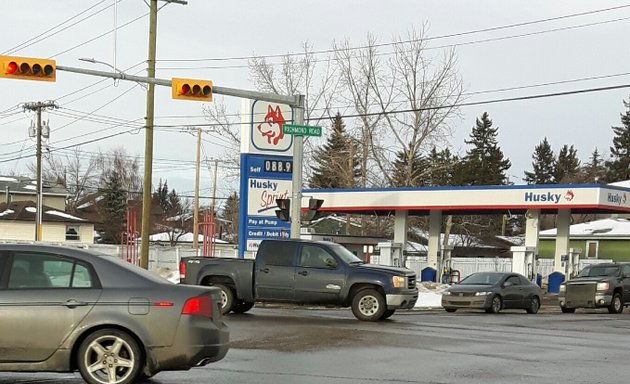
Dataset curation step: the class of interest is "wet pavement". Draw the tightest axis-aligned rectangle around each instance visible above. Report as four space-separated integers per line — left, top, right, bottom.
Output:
2 304 629 383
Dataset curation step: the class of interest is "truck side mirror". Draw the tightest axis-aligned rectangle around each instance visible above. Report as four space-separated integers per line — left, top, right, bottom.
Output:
325 258 337 269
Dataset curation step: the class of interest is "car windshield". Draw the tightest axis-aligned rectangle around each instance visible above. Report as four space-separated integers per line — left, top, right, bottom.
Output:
329 243 363 264
459 272 502 285
577 266 619 277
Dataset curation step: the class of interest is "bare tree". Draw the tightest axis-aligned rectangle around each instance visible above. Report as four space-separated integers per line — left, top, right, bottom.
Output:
96 147 142 197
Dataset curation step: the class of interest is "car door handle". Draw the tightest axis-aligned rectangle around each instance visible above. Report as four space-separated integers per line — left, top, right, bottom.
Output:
260 268 270 273
298 270 308 276
64 299 88 308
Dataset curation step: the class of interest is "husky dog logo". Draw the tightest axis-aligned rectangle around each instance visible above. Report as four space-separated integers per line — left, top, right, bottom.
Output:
257 105 285 145
564 190 575 202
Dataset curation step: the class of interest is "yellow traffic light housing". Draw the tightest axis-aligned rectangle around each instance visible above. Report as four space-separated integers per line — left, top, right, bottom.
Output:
172 78 212 101
0 55 56 82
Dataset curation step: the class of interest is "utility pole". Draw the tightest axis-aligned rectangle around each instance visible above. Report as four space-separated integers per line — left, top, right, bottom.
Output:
22 101 58 241
193 127 201 253
290 95 306 238
139 0 158 270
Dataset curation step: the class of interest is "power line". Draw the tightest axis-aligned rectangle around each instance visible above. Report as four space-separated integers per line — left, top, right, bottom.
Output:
156 4 630 65
2 0 114 55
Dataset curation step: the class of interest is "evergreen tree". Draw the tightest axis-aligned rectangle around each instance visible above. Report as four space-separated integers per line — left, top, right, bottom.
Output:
524 137 555 184
554 144 580 183
309 113 360 188
579 148 608 183
460 112 511 185
153 179 170 211
426 147 459 186
100 169 127 244
221 192 240 242
391 142 428 187
606 97 630 182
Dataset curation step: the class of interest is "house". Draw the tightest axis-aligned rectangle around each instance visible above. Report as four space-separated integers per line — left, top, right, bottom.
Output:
539 217 630 262
0 176 95 244
0 200 93 243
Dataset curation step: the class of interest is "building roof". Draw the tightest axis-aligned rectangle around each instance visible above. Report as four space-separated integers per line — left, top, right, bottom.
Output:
149 231 228 244
540 217 630 239
0 201 89 223
0 175 69 197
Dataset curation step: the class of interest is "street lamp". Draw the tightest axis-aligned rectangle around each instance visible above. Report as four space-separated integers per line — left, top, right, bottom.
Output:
78 58 147 89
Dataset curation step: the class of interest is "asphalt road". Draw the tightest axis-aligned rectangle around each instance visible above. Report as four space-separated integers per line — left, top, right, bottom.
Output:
2 305 630 384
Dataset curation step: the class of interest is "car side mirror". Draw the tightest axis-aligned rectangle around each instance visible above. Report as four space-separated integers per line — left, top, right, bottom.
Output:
325 258 337 268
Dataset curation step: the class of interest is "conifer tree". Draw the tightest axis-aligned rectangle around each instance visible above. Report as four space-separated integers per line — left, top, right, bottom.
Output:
554 144 580 183
426 146 459 186
606 97 630 182
100 169 127 244
391 142 428 187
524 137 555 184
460 112 511 185
309 113 360 188
579 148 608 183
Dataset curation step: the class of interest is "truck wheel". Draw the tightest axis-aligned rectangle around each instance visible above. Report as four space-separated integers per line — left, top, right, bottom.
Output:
380 309 396 320
526 296 540 314
445 308 457 313
485 295 502 314
351 289 386 321
214 283 234 315
608 293 623 314
232 301 255 314
561 307 575 313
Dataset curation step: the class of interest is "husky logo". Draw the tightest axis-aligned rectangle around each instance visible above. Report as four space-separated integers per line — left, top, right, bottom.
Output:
249 101 292 153
607 192 627 206
564 190 575 202
257 105 285 145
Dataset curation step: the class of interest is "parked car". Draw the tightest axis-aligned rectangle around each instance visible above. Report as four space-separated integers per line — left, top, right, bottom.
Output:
558 262 630 313
179 239 418 321
0 244 229 384
442 271 542 314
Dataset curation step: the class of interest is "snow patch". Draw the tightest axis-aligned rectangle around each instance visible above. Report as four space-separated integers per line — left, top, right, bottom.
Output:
46 210 86 221
0 209 15 217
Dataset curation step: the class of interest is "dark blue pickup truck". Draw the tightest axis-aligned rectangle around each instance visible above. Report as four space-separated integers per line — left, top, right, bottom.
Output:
179 239 418 321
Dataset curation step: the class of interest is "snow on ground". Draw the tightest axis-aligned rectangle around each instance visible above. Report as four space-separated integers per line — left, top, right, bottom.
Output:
414 282 450 309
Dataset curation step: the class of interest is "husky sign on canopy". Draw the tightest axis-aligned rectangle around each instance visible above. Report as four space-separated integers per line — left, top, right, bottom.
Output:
239 100 294 258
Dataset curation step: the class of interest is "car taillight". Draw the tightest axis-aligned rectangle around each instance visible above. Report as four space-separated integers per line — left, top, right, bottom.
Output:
179 261 186 280
182 296 213 318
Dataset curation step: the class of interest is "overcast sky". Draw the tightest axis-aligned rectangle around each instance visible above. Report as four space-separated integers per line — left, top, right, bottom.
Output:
2 0 630 206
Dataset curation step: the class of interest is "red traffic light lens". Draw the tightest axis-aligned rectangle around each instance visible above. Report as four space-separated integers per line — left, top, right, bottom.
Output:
7 61 18 74
181 83 191 95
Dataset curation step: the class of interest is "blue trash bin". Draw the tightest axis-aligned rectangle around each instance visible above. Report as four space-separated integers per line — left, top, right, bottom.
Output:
421 267 436 282
547 271 565 293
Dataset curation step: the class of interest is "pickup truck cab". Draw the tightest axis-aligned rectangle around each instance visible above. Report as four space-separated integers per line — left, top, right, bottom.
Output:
180 239 418 321
558 262 630 313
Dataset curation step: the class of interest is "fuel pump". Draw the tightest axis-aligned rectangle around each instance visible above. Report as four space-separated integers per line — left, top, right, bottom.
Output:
567 248 582 279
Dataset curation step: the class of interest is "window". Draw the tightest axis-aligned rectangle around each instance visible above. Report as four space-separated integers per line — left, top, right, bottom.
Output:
8 252 94 289
258 241 296 267
505 276 521 286
586 241 598 259
66 225 80 241
622 264 630 278
299 245 334 268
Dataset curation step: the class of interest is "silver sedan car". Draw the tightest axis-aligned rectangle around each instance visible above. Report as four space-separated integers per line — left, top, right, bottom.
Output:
0 244 229 384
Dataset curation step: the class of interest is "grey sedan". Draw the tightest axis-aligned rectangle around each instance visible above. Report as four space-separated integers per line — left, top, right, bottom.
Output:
0 244 229 384
441 272 542 314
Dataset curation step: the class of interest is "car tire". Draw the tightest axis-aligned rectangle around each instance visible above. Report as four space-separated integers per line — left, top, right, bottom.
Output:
77 328 143 384
608 293 623 314
381 309 396 320
486 295 502 314
445 308 457 313
214 283 234 315
232 300 255 314
351 289 386 322
561 307 575 313
526 296 540 314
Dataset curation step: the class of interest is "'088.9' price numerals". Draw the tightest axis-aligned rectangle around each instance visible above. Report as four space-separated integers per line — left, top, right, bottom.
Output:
264 159 292 173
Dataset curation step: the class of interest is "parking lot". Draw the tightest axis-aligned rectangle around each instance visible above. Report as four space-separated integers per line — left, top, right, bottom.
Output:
2 304 630 384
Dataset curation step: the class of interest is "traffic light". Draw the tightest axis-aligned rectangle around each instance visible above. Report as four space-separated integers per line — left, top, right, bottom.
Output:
304 198 324 222
275 198 290 222
0 55 56 82
172 77 212 101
